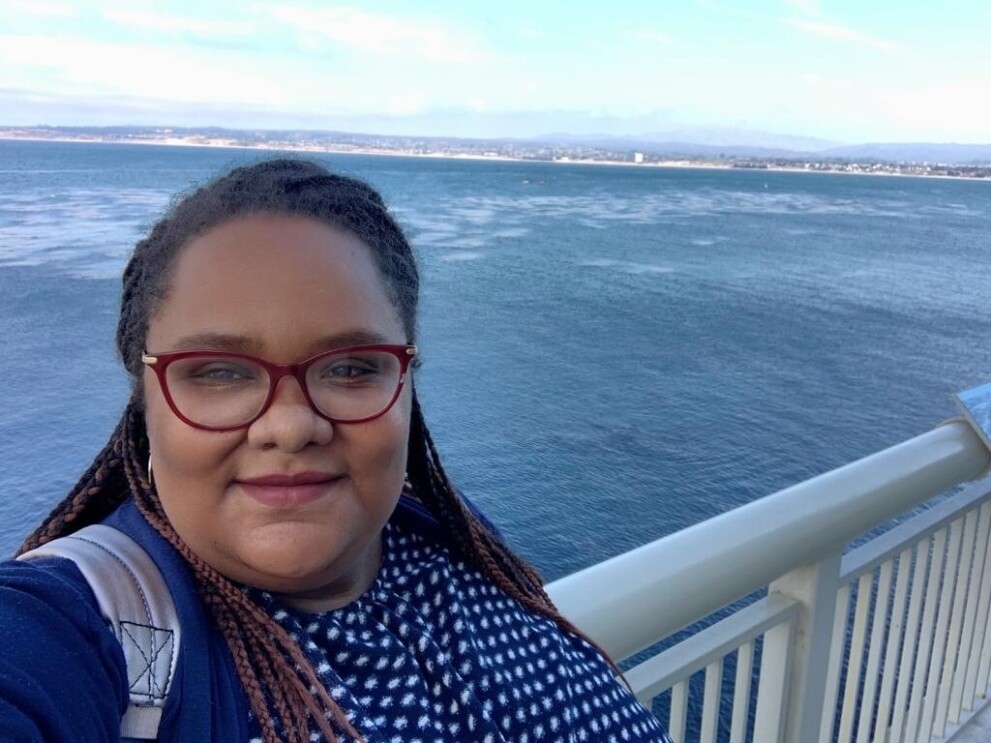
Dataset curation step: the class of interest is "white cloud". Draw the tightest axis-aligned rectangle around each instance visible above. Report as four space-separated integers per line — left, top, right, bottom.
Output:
629 29 673 46
701 1 897 54
265 5 484 63
784 18 895 52
1 1 979 143
3 0 76 17
100 8 257 37
876 82 991 140
515 26 547 40
781 0 821 16
386 89 427 116
0 21 492 118
0 34 325 107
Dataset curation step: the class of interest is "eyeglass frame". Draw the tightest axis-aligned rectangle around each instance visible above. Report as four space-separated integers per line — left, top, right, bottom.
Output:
141 343 418 431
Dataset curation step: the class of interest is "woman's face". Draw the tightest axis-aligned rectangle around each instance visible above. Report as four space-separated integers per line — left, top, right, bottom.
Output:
143 214 411 610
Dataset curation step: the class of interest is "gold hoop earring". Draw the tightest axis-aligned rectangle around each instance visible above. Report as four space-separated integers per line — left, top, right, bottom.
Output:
147 454 155 488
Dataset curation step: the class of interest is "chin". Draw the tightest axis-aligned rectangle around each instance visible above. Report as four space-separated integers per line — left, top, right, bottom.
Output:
242 547 344 587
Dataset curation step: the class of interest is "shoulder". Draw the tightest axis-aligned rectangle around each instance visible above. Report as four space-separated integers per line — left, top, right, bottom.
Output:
102 501 251 742
370 525 672 741
0 554 115 641
0 557 128 741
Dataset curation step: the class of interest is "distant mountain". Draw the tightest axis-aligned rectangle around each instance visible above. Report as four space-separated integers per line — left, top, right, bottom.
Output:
624 128 838 152
530 136 812 159
821 142 991 165
4 123 990 166
530 130 991 165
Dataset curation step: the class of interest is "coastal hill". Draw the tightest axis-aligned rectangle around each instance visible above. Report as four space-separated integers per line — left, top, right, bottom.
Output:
2 125 989 179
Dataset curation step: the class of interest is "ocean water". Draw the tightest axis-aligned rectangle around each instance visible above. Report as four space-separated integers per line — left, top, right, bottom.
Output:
2 139 991 581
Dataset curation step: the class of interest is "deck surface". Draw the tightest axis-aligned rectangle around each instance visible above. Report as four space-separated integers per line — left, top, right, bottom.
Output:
951 700 991 742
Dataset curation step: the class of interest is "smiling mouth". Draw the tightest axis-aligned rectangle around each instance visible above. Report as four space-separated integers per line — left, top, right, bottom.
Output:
237 473 345 508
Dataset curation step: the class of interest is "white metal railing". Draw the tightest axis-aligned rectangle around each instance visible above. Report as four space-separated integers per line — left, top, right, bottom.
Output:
547 419 991 743
825 484 991 743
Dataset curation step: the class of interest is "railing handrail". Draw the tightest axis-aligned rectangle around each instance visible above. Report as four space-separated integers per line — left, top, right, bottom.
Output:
547 419 991 662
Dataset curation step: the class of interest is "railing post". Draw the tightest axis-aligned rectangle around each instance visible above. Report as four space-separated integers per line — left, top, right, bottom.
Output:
768 551 843 743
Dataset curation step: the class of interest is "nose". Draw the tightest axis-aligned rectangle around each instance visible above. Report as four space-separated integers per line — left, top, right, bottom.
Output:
246 376 333 451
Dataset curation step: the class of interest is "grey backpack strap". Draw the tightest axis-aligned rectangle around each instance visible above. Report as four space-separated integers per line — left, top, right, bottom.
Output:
18 524 180 740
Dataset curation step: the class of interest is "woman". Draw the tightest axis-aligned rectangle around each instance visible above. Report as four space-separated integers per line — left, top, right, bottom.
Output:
0 159 671 742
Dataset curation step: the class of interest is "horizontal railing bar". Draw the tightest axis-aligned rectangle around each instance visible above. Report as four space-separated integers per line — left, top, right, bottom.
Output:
548 420 991 662
840 479 991 582
625 593 801 701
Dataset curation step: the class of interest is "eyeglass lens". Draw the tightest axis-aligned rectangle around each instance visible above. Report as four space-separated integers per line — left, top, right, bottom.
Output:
163 349 403 427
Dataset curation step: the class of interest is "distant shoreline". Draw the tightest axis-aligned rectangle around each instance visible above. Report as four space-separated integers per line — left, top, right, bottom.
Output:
1 132 988 182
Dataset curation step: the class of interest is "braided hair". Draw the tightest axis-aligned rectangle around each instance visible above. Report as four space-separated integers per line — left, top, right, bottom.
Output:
19 158 598 742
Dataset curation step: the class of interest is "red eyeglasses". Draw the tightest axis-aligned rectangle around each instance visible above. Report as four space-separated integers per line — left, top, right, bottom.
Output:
142 344 417 431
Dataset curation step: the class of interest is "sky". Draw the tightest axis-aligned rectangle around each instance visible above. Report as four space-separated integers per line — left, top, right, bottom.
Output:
1 0 989 145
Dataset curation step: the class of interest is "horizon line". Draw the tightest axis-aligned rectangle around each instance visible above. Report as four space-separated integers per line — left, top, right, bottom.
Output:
2 123 991 151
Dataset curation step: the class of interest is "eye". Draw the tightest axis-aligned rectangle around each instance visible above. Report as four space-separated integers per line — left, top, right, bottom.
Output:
324 359 379 380
311 352 391 386
172 358 261 386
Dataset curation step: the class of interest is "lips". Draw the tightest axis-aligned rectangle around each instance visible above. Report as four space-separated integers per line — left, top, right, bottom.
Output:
237 471 344 508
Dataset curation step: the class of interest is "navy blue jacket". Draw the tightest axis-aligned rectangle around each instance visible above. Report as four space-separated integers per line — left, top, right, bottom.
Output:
0 495 494 741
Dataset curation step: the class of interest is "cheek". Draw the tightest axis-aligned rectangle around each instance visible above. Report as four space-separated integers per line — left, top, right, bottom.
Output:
144 378 190 470
388 391 413 469
143 379 238 507
360 394 412 481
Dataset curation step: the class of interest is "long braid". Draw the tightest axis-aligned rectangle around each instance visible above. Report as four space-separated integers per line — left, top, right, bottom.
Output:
406 392 622 670
18 414 129 554
21 158 622 742
17 404 351 741
110 160 412 741
406 396 554 609
114 403 359 742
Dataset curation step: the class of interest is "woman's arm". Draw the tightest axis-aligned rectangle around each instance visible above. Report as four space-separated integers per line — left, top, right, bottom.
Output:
0 558 128 742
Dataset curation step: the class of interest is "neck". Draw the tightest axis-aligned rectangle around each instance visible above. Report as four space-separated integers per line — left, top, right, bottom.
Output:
275 534 383 613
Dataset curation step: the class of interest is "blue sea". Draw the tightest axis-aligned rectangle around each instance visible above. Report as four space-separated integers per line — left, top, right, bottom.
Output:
2 139 990 581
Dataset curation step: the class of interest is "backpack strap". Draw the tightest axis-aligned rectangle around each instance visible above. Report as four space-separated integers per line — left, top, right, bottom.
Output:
18 524 180 740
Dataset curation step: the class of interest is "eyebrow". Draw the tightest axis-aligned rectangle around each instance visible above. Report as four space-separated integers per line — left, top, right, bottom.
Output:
311 330 397 351
165 330 398 355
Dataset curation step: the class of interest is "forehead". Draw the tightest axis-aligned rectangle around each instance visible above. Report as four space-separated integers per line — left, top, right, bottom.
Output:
147 214 404 356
